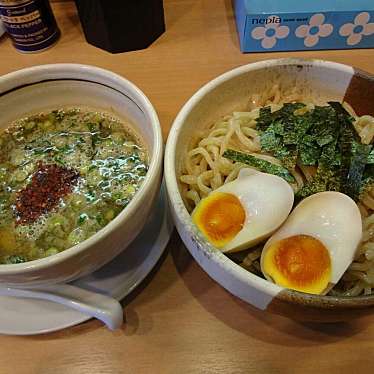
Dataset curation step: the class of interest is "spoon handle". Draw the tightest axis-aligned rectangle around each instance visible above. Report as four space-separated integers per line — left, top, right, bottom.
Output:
0 284 124 330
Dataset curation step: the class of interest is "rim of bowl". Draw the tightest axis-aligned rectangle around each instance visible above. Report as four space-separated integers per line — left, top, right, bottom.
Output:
0 63 163 274
165 57 374 307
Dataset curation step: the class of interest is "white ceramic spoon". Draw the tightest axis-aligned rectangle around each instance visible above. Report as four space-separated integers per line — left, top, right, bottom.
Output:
0 283 123 330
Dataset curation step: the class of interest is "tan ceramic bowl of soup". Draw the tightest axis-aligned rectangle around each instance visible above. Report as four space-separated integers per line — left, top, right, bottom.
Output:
0 64 163 287
165 58 374 321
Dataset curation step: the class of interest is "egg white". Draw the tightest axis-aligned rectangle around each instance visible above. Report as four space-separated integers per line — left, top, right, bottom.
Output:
215 169 294 252
261 191 362 286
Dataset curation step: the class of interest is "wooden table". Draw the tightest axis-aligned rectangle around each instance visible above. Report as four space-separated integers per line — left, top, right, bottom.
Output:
1 1 374 373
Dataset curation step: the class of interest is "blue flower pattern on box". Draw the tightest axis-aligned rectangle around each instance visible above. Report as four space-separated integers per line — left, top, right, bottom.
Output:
295 14 333 47
242 11 374 52
251 16 290 49
339 12 374 45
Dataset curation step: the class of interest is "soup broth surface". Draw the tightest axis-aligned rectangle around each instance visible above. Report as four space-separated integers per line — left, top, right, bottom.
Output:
0 108 148 264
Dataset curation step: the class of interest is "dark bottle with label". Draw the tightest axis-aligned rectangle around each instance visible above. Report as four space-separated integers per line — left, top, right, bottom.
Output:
0 0 60 53
74 0 165 54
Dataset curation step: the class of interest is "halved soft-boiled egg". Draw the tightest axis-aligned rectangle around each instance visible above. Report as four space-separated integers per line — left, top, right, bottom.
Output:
192 168 294 253
261 191 362 295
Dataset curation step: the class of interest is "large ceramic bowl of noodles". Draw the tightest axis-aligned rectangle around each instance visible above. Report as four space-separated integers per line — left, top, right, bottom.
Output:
165 58 374 321
0 64 163 287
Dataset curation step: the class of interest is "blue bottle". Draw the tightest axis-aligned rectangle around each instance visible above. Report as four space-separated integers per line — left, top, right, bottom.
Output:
0 0 60 53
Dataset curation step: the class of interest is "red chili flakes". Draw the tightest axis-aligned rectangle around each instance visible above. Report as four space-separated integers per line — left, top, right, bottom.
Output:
15 162 80 225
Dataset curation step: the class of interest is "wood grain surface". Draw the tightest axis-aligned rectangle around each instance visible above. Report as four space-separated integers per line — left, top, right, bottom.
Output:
1 1 374 373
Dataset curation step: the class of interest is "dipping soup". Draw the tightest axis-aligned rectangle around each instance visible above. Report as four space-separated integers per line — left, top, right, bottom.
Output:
0 108 148 264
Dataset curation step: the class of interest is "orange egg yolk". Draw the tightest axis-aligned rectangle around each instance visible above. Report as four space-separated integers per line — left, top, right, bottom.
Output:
192 192 246 248
263 235 331 294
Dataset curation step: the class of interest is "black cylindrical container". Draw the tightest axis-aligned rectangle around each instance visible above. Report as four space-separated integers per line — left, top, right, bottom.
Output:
0 0 60 53
74 0 165 54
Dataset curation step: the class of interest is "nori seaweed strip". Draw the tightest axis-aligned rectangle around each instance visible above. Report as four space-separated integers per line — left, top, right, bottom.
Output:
297 129 343 200
329 101 372 200
367 149 374 164
339 123 355 193
298 134 321 166
258 103 305 169
295 167 338 199
330 102 357 190
346 142 372 200
223 149 295 183
256 104 304 131
255 107 273 131
298 106 338 166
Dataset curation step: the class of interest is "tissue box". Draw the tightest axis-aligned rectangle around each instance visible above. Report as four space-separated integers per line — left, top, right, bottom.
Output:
234 0 374 52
